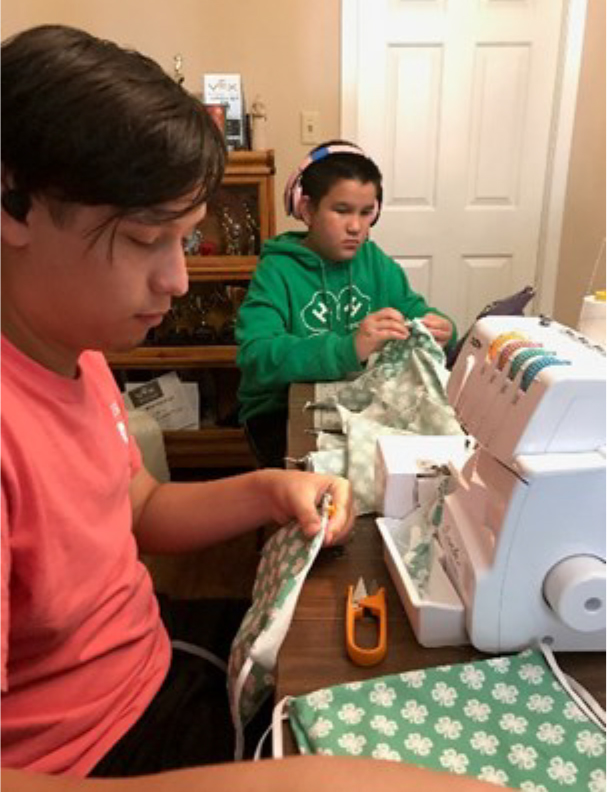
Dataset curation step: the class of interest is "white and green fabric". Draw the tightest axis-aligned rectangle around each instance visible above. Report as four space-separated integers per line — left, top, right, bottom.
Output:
304 447 347 477
276 647 606 790
336 320 454 424
306 322 463 514
342 412 412 514
386 474 454 596
228 520 327 759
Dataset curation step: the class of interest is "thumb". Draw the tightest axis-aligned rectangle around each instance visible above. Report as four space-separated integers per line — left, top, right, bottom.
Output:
297 504 322 539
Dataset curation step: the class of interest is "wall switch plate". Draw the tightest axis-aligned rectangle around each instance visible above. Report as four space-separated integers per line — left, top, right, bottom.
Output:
300 110 320 145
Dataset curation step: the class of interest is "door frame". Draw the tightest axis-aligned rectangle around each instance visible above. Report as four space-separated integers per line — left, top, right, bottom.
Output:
340 0 589 317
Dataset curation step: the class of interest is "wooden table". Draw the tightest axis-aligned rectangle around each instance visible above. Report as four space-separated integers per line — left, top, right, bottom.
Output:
276 384 605 744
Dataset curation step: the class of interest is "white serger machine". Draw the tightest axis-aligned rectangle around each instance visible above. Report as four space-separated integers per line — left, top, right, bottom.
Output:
437 315 606 652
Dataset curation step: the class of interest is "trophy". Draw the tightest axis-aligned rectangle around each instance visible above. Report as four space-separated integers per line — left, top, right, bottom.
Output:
218 205 243 255
242 200 260 255
173 53 185 85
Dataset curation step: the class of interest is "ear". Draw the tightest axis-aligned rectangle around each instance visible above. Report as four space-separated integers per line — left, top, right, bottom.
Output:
1 199 32 248
298 195 316 227
1 171 31 247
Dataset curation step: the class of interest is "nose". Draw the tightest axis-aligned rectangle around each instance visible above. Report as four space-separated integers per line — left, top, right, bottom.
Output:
151 241 189 298
347 215 362 234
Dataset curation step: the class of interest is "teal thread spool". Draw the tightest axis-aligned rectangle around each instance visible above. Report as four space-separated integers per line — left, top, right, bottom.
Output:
521 356 571 392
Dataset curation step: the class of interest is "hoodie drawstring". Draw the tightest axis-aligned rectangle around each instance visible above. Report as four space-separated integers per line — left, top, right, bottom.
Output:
320 261 332 331
320 259 355 332
320 260 355 332
347 263 354 331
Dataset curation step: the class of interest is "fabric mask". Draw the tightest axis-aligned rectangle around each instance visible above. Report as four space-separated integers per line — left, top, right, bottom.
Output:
275 646 605 790
306 321 463 514
228 514 329 759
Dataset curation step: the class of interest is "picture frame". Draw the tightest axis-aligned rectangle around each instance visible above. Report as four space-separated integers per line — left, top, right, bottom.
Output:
203 74 246 150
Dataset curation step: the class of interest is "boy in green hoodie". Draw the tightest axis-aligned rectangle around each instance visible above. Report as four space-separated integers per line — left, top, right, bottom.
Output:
236 141 456 468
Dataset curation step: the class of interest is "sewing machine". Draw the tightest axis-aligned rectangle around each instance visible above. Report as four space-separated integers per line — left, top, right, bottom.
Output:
379 316 606 653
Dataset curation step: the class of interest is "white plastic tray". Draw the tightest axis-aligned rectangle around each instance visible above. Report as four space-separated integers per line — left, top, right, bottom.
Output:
376 517 468 647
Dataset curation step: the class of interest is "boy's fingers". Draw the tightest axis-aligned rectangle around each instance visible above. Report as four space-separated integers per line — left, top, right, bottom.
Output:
298 506 322 538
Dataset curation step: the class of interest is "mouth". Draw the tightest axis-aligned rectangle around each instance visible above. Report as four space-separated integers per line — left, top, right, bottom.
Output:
135 312 167 328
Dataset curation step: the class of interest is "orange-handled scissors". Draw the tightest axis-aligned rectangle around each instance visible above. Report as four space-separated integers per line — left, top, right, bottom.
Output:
345 577 387 667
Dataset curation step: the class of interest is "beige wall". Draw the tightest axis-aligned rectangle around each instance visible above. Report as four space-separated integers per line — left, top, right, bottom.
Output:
3 0 605 322
553 0 606 327
1 0 341 233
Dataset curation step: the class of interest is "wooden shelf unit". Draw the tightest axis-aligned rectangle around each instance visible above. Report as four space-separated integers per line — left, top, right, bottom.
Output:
107 346 238 370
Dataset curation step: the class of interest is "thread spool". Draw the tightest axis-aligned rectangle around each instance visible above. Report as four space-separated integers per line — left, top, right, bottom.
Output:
578 291 606 345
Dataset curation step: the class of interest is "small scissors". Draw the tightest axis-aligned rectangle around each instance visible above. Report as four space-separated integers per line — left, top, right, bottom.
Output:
345 577 387 667
319 491 336 532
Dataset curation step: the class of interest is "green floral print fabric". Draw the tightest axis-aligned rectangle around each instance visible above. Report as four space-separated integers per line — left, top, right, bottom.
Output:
287 648 605 790
307 321 463 514
228 521 325 757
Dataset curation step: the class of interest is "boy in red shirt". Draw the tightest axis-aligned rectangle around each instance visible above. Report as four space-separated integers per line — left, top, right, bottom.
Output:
1 23 492 792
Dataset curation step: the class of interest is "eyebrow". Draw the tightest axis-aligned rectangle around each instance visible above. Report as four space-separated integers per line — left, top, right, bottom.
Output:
123 208 204 230
332 201 375 210
124 211 178 226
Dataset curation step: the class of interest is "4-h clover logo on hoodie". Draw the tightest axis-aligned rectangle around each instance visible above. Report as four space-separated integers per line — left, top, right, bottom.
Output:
301 285 371 334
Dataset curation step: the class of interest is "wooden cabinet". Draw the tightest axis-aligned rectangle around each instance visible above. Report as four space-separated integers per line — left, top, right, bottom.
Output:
107 150 275 471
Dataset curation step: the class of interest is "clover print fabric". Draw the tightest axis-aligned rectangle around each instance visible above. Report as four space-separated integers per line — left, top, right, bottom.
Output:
228 522 325 730
306 321 463 514
288 649 606 790
336 320 456 431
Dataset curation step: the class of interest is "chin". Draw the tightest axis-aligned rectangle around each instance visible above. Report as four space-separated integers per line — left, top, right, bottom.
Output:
103 333 148 353
335 252 356 263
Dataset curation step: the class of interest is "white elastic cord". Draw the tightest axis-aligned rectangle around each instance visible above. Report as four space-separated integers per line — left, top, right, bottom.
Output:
170 640 227 674
539 642 606 731
231 656 254 762
253 721 273 761
564 673 607 729
271 696 292 759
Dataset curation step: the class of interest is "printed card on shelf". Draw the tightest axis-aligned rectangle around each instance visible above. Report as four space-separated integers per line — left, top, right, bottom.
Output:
203 74 245 150
124 372 199 431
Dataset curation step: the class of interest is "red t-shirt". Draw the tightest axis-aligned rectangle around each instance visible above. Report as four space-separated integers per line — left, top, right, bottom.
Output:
1 336 171 775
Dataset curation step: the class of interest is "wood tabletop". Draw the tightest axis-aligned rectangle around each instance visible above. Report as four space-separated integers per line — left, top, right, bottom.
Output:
277 383 606 725
276 515 605 707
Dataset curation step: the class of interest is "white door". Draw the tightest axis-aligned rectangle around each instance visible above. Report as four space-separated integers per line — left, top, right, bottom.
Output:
342 0 572 335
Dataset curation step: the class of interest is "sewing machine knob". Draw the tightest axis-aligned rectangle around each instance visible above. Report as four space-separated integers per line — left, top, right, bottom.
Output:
543 555 606 633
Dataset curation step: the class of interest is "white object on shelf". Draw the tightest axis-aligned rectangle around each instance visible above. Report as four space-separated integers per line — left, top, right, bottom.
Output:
127 409 170 482
250 95 268 152
578 292 606 345
203 73 245 150
124 372 199 431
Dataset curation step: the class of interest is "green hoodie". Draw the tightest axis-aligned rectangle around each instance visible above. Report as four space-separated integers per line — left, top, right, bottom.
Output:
236 231 456 422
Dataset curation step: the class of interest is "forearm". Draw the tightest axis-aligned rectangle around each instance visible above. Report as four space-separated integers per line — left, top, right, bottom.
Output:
132 470 274 553
132 468 354 553
1 758 500 792
238 332 361 387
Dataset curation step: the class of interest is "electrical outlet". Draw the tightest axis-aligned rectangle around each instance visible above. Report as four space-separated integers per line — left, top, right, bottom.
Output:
301 111 320 145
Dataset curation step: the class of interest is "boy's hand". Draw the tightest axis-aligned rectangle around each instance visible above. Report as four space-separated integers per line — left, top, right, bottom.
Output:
258 470 354 546
421 313 452 347
354 308 409 361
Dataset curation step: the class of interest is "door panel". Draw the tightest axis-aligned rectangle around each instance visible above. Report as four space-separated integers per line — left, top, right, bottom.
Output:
344 0 565 335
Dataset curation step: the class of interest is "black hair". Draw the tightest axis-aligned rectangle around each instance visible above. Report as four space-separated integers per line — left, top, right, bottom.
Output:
300 139 383 207
1 25 226 225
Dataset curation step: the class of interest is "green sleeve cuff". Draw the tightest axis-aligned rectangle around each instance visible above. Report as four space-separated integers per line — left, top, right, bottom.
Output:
335 333 363 376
